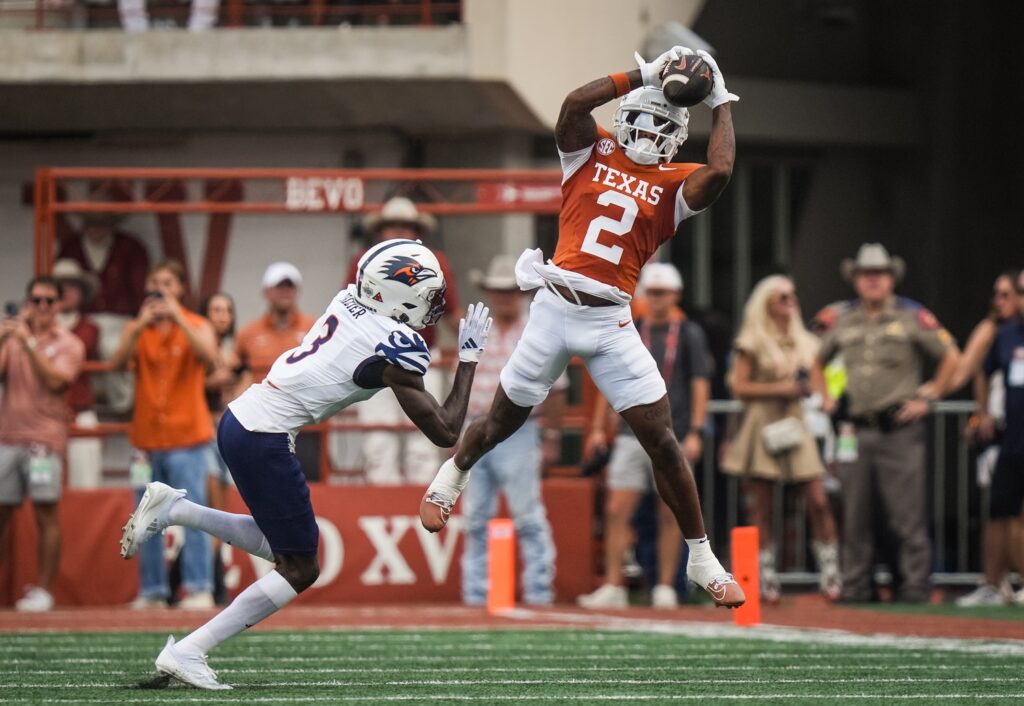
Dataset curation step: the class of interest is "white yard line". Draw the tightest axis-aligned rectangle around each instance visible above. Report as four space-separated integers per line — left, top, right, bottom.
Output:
501 609 1024 656
4 695 1024 703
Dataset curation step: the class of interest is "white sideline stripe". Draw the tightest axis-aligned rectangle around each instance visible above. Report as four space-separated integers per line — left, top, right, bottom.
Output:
5 676 1024 688
6 695 1024 703
502 609 1024 656
13 664 1024 676
3 651 1006 664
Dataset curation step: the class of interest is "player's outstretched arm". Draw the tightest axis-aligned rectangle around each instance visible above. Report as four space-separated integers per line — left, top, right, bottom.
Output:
556 70 639 152
682 51 738 212
385 363 475 448
385 302 493 448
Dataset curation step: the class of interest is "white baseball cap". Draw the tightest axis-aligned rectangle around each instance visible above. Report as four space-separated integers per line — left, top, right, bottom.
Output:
262 261 303 289
638 262 683 293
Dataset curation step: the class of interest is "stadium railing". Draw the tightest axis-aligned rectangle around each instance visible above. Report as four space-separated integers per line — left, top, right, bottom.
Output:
0 0 461 31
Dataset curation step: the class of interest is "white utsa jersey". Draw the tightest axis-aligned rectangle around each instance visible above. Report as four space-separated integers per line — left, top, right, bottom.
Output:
229 284 431 435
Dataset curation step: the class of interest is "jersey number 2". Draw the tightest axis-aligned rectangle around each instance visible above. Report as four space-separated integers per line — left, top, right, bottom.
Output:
286 315 339 364
580 190 639 265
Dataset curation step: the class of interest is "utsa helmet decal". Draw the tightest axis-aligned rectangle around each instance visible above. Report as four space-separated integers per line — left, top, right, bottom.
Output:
355 239 447 330
379 255 438 287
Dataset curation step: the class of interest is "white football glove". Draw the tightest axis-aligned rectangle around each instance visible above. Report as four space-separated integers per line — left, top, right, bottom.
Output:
696 49 739 109
634 45 692 88
457 302 492 364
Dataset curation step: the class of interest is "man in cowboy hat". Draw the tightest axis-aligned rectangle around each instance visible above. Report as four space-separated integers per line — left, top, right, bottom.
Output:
813 243 960 602
459 253 562 605
53 259 103 489
343 197 462 484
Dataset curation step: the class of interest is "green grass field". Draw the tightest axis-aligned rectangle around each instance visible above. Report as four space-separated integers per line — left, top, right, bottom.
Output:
1 629 1022 705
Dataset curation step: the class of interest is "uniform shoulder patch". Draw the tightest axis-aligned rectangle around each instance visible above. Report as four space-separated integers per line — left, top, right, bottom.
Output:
916 308 940 330
812 302 847 334
375 329 431 375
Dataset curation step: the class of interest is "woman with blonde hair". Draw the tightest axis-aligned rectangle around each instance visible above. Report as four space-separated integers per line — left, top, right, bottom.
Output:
722 275 840 603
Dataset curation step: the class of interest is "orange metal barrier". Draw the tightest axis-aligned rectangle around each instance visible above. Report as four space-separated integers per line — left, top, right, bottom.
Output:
8 0 461 31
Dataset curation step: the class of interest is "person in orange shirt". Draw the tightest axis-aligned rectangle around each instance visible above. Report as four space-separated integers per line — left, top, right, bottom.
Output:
234 262 320 477
112 260 219 609
234 263 316 386
422 46 744 608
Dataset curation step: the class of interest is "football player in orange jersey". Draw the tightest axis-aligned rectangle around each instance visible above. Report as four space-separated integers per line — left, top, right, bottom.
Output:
422 47 744 607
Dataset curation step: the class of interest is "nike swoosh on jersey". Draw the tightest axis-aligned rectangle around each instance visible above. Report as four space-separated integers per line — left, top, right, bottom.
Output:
618 320 630 328
658 165 677 171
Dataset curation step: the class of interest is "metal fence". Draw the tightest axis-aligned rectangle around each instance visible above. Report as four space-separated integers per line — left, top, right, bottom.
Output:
698 400 987 586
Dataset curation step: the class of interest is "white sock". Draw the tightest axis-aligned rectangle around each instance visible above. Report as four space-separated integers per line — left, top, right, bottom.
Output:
176 570 297 657
685 535 714 563
168 499 274 562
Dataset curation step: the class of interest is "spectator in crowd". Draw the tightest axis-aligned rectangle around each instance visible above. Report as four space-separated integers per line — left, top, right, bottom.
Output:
234 263 319 477
200 291 239 605
57 181 149 414
721 275 840 603
53 259 103 489
201 291 241 415
0 276 85 612
345 197 461 484
579 263 710 609
118 0 219 31
814 244 960 603
460 254 560 606
111 260 217 609
952 269 1024 606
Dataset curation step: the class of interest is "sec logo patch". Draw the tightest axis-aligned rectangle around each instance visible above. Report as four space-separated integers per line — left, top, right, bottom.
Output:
597 138 615 156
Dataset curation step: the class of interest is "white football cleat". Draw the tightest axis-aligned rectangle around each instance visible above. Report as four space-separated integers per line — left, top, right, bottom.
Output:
576 584 628 609
155 635 231 690
121 482 186 559
955 584 1005 607
15 586 54 612
687 555 745 609
651 584 678 609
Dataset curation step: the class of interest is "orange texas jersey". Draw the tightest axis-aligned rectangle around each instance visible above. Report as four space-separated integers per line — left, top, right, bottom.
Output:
553 126 703 297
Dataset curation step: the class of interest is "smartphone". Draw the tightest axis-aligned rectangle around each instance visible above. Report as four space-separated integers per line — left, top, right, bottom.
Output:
4 301 19 318
144 290 164 300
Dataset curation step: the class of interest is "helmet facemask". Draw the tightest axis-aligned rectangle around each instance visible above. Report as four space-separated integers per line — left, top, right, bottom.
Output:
613 88 688 165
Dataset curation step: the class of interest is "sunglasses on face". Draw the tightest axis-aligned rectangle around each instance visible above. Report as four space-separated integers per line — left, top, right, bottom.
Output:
30 296 57 306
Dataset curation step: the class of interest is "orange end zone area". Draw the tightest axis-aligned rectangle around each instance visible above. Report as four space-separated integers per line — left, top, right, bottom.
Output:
1 597 1022 641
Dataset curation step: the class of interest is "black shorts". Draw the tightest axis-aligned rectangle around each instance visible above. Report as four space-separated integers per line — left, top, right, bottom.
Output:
217 409 319 555
990 452 1024 519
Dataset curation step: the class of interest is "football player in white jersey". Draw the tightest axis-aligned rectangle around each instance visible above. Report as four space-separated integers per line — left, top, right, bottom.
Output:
118 240 492 690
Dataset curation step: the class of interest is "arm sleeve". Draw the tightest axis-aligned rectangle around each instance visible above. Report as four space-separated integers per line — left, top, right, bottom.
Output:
375 329 432 375
558 145 595 185
818 330 839 363
673 180 706 228
53 337 85 381
911 309 955 360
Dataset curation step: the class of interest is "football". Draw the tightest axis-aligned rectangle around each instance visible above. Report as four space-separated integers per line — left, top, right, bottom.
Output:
661 54 714 108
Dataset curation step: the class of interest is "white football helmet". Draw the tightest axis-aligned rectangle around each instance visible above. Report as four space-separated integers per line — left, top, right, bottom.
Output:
613 86 689 165
354 239 447 330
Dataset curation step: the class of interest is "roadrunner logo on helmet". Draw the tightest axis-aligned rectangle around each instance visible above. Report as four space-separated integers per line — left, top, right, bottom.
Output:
613 86 689 165
355 239 446 330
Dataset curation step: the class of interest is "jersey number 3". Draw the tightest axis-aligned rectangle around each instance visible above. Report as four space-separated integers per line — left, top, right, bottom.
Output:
580 190 639 265
286 315 339 364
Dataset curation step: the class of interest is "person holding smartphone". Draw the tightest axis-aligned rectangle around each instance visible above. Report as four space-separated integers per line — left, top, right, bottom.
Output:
111 260 219 609
0 276 85 611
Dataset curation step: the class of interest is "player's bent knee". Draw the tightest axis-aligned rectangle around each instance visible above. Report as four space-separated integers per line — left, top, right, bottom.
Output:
646 433 683 471
276 555 320 593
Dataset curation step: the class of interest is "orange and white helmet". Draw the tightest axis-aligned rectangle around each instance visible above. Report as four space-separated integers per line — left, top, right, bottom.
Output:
354 239 447 330
613 86 689 165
